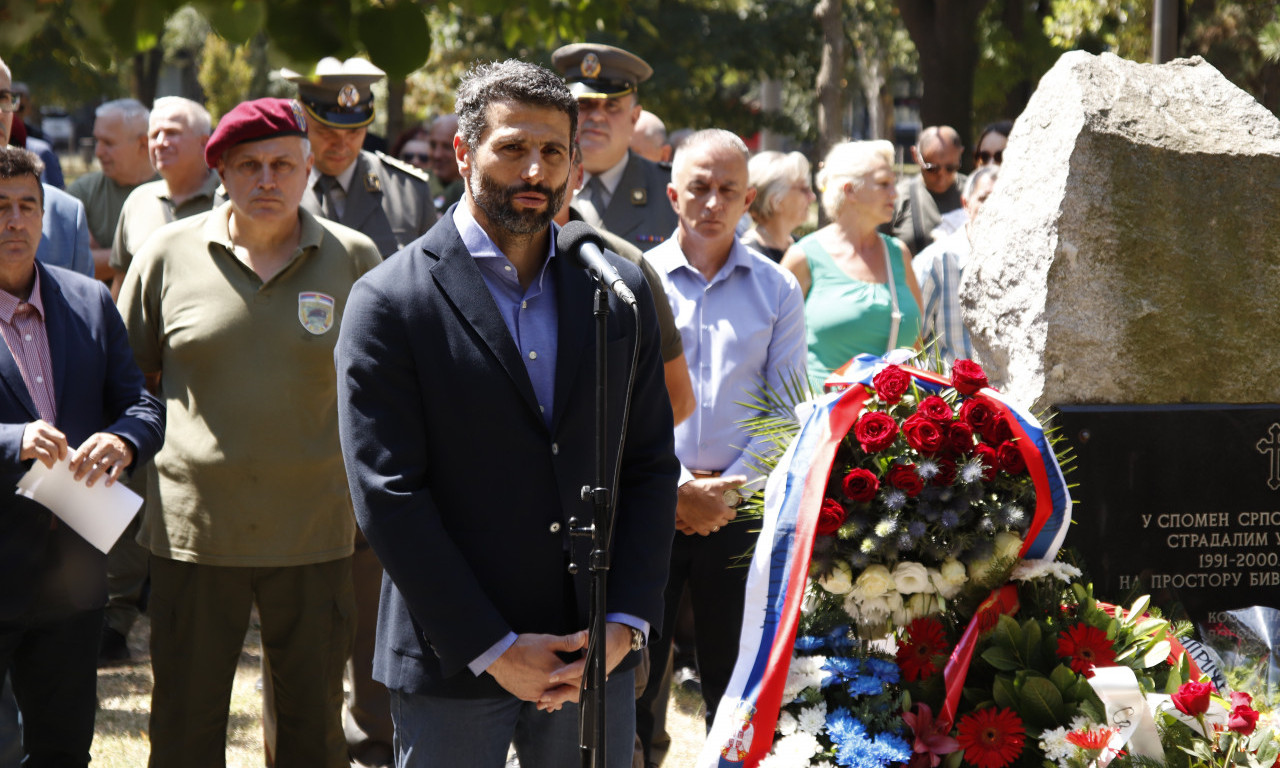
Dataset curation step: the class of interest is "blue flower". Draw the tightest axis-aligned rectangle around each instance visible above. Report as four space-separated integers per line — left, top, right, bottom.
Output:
908 520 927 538
825 626 855 652
845 673 886 697
883 489 908 510
864 657 900 684
794 635 824 652
940 510 959 529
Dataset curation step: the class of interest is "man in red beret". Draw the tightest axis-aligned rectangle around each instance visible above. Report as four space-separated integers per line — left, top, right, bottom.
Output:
117 97 382 768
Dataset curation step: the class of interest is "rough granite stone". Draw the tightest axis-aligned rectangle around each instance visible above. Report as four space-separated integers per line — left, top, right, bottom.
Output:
961 51 1280 409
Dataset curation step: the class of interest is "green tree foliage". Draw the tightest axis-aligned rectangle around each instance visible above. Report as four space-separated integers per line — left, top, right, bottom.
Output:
197 34 255 122
1183 2 1280 113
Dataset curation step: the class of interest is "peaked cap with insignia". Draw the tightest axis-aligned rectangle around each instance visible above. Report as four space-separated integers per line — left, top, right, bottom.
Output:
280 57 385 129
550 43 653 100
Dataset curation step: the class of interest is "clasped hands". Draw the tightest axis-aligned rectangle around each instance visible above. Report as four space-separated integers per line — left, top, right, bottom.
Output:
487 622 633 713
21 419 133 487
676 474 747 536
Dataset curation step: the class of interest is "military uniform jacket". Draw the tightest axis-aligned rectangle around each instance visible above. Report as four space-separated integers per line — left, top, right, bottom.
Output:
600 151 678 249
302 150 436 258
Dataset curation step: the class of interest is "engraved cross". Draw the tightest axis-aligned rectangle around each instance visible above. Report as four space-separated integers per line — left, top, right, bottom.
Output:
1256 423 1280 491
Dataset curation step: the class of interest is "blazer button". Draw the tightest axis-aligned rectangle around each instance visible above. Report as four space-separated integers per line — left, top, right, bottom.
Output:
551 443 559 455
549 522 562 533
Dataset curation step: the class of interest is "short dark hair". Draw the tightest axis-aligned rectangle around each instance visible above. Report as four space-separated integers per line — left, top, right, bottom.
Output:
0 147 44 206
455 60 577 151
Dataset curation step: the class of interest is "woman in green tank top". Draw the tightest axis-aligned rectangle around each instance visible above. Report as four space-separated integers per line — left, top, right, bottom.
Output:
780 140 924 391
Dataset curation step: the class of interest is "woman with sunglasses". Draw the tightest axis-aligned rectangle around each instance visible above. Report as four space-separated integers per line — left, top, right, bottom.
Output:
781 140 924 391
390 123 432 172
974 120 1013 168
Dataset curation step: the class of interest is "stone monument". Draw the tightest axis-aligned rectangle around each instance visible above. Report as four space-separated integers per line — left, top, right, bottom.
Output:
963 51 1280 409
962 51 1280 624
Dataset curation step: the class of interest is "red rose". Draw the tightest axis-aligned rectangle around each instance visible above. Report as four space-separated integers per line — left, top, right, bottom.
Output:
872 365 911 404
841 468 879 503
948 422 975 455
959 398 996 433
902 414 946 455
951 359 989 395
1229 704 1260 735
933 458 957 486
1171 681 1214 717
888 464 924 497
974 443 999 482
984 416 1013 445
997 441 1026 474
1231 691 1254 709
816 498 847 536
917 395 954 423
854 411 898 453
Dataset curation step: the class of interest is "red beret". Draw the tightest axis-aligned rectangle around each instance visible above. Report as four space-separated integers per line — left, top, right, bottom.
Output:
205 98 308 169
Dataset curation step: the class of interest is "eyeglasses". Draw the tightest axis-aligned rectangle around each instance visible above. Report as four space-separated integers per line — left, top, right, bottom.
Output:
919 159 960 174
400 152 430 163
975 150 1003 165
0 91 21 114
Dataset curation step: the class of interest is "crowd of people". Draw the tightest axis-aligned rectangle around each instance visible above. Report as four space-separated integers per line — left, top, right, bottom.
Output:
0 41 1009 768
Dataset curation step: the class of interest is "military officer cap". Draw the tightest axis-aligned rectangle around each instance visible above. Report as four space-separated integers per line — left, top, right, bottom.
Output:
280 57 385 129
550 43 653 100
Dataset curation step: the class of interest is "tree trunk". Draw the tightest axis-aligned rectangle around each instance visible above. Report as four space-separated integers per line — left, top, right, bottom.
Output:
132 47 163 106
897 0 989 156
385 78 406 146
814 0 845 225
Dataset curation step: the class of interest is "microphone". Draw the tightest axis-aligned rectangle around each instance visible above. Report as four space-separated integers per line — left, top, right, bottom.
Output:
557 221 637 307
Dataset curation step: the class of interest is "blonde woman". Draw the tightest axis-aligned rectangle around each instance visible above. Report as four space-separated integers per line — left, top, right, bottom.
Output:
742 150 815 262
781 140 923 389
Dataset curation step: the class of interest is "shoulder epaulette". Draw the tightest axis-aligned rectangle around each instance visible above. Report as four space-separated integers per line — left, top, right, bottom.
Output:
375 151 433 184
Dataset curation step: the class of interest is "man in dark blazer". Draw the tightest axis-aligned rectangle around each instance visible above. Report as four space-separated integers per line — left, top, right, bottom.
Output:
0 146 164 767
335 60 677 768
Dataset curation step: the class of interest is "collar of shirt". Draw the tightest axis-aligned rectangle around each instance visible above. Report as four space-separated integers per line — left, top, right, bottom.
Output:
583 151 631 201
451 201 559 282
157 170 221 205
308 157 359 195
204 202 325 265
646 233 755 288
0 268 44 324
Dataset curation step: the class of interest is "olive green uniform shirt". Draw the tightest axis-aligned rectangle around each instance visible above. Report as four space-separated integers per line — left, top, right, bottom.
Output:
110 171 221 275
119 203 382 566
67 169 159 247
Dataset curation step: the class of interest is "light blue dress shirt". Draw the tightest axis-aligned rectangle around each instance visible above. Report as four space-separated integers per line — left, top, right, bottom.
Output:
452 204 650 676
645 237 807 491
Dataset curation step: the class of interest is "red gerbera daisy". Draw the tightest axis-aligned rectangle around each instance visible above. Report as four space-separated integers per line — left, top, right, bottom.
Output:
956 708 1025 768
896 617 948 681
1056 624 1116 676
1065 727 1116 751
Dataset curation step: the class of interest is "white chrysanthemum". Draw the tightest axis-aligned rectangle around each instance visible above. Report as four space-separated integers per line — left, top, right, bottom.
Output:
1038 726 1072 767
778 710 799 736
814 762 835 768
1068 714 1096 732
818 561 854 595
774 732 822 764
892 561 931 594
842 591 861 621
1012 560 1083 584
798 702 827 736
860 595 891 623
782 655 827 702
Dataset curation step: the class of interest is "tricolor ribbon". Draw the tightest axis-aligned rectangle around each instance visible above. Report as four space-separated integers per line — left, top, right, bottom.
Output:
698 355 1073 767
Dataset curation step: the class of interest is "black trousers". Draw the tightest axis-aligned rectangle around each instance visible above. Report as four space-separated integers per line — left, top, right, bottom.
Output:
0 608 103 768
636 519 755 766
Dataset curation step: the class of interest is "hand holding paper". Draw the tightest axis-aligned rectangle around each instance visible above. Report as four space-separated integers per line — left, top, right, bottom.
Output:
15 448 143 554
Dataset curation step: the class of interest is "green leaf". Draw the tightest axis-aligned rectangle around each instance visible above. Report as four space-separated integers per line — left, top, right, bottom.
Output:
1129 594 1150 621
992 675 1017 709
981 646 1022 672
196 0 267 44
1141 640 1171 668
1049 664 1077 694
1022 619 1043 668
1017 675 1066 729
994 614 1023 649
355 2 431 80
0 0 54 48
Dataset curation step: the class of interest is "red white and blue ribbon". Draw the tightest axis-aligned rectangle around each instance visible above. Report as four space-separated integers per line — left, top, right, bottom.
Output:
698 355 1073 767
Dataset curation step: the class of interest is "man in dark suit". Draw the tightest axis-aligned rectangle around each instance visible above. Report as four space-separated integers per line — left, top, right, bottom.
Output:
0 146 164 767
551 44 678 249
335 59 678 767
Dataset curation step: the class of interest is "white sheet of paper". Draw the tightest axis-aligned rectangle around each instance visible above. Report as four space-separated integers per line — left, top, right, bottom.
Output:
15 455 142 554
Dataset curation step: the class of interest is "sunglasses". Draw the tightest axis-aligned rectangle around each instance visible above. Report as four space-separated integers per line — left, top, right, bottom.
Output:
0 91 21 114
919 159 960 174
975 150 1003 165
400 152 430 163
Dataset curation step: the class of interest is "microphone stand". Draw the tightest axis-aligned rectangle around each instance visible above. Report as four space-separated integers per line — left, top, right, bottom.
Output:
570 284 614 768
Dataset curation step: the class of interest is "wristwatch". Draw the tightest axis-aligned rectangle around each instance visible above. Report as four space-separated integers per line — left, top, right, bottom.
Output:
722 487 744 508
628 626 646 651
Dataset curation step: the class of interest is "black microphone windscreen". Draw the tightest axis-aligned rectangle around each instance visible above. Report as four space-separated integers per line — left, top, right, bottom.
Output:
556 220 606 268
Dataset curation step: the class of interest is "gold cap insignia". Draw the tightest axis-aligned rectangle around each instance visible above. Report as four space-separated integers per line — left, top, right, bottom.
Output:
364 172 381 193
338 84 361 108
581 53 602 79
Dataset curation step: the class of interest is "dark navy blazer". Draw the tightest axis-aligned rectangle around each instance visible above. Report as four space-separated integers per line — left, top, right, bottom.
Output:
0 262 165 621
336 210 678 698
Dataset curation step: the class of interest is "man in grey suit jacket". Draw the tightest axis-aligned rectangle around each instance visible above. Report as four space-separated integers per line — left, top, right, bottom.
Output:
36 185 91 277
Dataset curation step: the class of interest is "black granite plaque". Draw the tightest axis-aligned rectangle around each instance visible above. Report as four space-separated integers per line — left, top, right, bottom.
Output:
1056 404 1280 625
